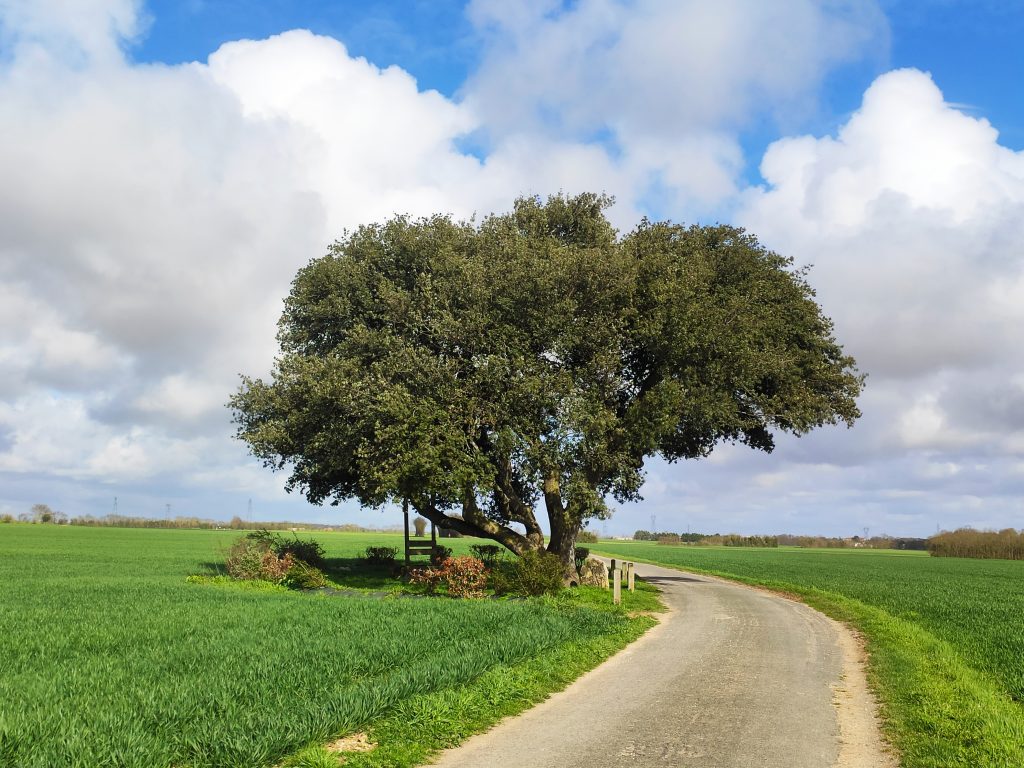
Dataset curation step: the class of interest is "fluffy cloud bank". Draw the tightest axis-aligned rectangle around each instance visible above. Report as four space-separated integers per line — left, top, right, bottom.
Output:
682 68 1024 535
465 0 887 212
0 17 497 497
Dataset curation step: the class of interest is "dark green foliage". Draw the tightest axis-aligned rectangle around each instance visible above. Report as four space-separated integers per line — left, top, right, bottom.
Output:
491 550 565 597
276 535 327 569
719 535 776 547
430 545 453 565
576 529 598 543
364 546 398 565
230 193 863 565
470 544 503 568
891 538 928 551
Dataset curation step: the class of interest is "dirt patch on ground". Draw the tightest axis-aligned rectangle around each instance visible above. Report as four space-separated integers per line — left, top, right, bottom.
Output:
326 731 376 754
829 623 899 768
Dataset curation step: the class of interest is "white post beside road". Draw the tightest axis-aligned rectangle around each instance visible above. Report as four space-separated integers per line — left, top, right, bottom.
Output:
627 561 635 592
613 565 621 605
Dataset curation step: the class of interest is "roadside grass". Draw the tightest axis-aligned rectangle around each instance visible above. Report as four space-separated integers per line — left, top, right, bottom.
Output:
283 605 652 768
0 526 657 768
594 542 1024 768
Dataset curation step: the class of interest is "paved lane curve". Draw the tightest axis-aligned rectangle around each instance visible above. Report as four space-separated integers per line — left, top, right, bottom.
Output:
429 561 889 768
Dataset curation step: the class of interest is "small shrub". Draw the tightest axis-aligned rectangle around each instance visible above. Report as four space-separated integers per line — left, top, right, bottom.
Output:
245 529 327 568
470 544 503 568
0 514 13 524
364 546 398 565
225 536 296 583
276 535 326 569
491 549 564 597
408 556 489 598
257 550 295 582
225 536 270 580
282 560 328 589
439 556 488 599
431 545 453 565
226 533 325 588
577 529 599 543
408 566 444 595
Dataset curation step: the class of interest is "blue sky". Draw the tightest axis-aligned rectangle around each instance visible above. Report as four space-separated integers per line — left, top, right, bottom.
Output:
2 0 1024 537
130 1 1024 166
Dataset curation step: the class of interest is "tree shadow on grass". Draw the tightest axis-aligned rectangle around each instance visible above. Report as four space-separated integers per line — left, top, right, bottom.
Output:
194 555 435 592
320 556 404 590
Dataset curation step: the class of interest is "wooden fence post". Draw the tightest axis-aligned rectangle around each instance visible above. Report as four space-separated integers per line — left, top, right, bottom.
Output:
627 562 635 592
613 565 621 605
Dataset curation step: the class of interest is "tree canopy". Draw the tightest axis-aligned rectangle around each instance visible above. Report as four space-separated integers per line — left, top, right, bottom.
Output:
230 193 863 569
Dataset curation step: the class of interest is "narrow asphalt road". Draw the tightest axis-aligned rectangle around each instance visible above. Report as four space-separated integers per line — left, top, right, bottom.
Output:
429 561 880 768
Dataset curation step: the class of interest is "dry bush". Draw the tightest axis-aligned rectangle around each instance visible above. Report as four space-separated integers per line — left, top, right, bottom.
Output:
410 556 489 598
225 536 296 582
439 556 488 599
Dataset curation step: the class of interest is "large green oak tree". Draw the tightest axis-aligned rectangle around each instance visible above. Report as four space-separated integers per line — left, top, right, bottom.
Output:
230 194 863 574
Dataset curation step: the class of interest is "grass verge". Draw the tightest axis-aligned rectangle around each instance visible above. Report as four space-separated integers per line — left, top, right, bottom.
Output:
282 598 656 768
599 552 1024 768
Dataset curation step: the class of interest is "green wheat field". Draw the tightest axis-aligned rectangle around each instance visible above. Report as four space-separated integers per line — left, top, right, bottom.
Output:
5 526 1024 768
0 526 650 768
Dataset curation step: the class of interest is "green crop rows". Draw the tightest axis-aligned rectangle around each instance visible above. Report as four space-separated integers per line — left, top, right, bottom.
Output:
595 541 1024 767
0 526 651 768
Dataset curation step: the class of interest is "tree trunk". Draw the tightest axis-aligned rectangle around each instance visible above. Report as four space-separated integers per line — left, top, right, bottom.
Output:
547 517 582 585
543 472 583 584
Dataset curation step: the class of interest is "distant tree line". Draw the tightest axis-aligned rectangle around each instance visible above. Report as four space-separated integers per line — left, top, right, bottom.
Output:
62 513 395 533
633 530 710 543
633 530 778 547
2 504 69 524
928 528 1024 560
633 529 929 550
707 534 778 548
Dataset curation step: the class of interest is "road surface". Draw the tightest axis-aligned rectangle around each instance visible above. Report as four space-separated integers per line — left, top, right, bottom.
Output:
429 561 893 768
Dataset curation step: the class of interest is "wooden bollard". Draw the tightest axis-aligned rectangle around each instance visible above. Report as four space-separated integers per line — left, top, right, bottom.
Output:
613 565 621 605
627 562 635 592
